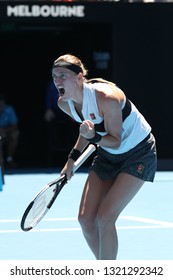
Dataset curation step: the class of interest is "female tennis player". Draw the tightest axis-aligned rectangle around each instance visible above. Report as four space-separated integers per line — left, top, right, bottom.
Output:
52 54 157 260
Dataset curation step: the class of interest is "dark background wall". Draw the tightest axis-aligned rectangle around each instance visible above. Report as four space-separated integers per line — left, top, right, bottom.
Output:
0 3 173 169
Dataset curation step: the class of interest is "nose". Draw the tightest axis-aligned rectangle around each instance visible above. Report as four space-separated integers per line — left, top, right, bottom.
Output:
53 76 62 86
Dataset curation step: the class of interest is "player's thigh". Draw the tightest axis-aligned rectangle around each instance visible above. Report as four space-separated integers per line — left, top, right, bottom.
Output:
98 172 145 222
79 171 114 219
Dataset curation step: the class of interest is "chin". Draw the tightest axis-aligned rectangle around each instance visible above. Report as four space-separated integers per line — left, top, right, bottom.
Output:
61 95 69 101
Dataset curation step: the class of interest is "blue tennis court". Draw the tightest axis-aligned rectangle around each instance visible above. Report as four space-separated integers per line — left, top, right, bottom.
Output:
0 170 173 261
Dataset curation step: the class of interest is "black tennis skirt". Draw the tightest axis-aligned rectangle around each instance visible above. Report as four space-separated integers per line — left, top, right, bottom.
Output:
89 133 157 182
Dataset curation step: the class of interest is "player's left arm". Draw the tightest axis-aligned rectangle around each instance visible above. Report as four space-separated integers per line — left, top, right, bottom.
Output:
96 90 123 149
80 87 123 149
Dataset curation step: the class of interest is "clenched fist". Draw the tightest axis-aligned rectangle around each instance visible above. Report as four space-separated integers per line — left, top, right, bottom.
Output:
80 120 95 139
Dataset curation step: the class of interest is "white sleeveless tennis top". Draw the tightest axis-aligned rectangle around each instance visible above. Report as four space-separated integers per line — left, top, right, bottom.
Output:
68 82 151 154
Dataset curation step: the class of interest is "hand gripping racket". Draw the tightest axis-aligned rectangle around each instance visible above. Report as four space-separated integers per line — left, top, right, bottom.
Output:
21 144 96 231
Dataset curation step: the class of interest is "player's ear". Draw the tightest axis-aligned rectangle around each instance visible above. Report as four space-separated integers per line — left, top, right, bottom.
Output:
76 72 83 85
77 72 83 80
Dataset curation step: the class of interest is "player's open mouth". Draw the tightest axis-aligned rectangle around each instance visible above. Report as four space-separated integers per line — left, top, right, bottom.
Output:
59 88 65 96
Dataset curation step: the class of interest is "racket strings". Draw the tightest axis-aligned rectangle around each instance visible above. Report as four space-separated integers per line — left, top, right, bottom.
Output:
23 184 57 229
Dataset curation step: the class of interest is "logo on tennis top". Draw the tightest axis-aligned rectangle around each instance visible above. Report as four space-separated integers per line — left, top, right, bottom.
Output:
90 113 96 120
137 164 144 174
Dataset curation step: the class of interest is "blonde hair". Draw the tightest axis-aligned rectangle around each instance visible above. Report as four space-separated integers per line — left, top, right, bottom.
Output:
53 54 88 77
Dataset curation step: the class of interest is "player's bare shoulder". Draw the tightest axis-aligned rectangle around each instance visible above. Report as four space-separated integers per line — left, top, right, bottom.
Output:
94 82 125 115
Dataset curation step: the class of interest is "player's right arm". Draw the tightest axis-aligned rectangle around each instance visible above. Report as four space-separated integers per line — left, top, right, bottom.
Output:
58 99 89 179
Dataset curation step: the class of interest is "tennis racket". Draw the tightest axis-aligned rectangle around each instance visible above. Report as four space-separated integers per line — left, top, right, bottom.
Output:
20 144 96 231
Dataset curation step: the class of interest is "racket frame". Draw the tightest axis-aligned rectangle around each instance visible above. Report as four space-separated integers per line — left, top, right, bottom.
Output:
20 144 96 231
21 174 67 231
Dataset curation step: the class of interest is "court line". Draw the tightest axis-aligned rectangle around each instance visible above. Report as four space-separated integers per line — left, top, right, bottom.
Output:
0 218 76 223
0 215 173 233
0 225 169 234
123 216 173 227
1 216 173 227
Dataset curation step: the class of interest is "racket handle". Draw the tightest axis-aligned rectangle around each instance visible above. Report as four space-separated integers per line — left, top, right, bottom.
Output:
73 144 96 173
